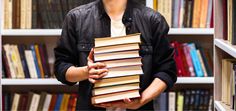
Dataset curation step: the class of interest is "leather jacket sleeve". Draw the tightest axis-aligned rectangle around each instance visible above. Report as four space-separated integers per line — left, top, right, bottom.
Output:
151 12 177 90
54 12 78 86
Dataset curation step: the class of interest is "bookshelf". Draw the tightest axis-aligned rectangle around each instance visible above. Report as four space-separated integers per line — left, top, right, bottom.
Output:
2 28 214 36
1 0 215 110
1 77 214 85
214 0 236 110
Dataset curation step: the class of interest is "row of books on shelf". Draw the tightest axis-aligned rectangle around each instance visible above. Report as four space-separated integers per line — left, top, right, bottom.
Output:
221 59 236 110
154 89 213 111
2 92 78 111
92 33 142 104
222 0 236 45
154 0 213 28
171 41 213 77
2 44 52 79
3 0 95 29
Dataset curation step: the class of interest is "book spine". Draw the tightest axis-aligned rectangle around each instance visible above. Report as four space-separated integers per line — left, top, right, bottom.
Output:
188 44 204 77
232 0 236 45
18 45 31 78
32 0 37 28
34 45 45 78
30 45 41 78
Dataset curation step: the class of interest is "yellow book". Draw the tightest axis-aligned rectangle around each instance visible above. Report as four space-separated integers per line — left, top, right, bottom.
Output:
60 94 70 110
13 45 25 78
153 0 157 11
177 92 184 111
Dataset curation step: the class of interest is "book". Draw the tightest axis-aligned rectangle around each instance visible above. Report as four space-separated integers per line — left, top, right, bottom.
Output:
94 33 141 48
157 0 172 27
232 0 236 45
92 83 139 96
94 50 140 62
104 65 143 78
42 93 52 111
37 92 47 111
11 93 20 111
177 92 184 111
91 89 140 104
94 75 140 88
24 50 38 78
169 92 176 111
35 44 45 78
192 0 201 28
200 0 209 28
60 94 70 111
54 94 63 110
188 43 204 77
17 94 28 110
102 57 142 68
28 93 40 111
94 43 139 54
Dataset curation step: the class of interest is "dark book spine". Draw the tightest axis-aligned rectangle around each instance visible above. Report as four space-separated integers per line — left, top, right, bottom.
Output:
183 0 189 27
232 0 236 44
32 0 37 28
56 0 63 28
184 90 190 110
194 90 201 110
38 0 50 28
50 0 59 28
12 0 17 28
38 44 49 78
42 44 51 77
2 48 11 78
199 46 213 77
60 0 68 20
18 45 31 78
223 0 228 40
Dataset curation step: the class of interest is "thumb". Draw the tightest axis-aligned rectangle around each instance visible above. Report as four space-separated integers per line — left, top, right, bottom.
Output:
88 48 94 62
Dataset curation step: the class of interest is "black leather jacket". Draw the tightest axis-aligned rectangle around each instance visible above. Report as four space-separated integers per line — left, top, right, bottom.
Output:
54 0 177 110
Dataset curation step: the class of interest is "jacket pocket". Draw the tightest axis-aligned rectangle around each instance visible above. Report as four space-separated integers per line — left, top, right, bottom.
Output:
76 43 94 66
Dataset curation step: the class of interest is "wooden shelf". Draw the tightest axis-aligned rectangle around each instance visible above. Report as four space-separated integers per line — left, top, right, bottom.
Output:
214 101 234 111
215 39 236 58
168 28 214 35
1 28 214 36
1 77 214 85
176 77 214 84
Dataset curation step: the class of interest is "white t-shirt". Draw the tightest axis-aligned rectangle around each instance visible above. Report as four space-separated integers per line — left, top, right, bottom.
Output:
106 19 126 111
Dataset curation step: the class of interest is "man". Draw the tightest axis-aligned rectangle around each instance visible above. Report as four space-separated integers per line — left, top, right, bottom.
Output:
54 0 177 110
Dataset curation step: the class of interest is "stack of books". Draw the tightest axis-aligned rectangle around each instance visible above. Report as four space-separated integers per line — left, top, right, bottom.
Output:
91 33 143 104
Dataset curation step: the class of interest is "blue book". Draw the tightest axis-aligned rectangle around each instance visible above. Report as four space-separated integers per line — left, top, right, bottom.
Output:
54 94 63 110
188 43 204 77
30 45 41 78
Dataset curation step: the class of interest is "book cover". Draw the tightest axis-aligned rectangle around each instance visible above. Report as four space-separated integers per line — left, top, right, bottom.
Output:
30 45 41 78
34 44 45 78
54 94 63 111
188 43 204 77
24 50 38 78
11 93 20 111
18 45 30 78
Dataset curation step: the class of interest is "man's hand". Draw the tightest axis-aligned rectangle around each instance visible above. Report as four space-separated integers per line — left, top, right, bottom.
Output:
95 98 144 110
87 48 108 83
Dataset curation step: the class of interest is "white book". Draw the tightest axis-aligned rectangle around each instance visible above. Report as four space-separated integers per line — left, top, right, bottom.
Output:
42 94 52 111
168 92 176 111
25 50 38 78
29 93 40 111
8 0 13 29
206 0 213 28
26 0 32 29
3 44 17 78
104 65 143 78
11 93 20 111
13 45 25 78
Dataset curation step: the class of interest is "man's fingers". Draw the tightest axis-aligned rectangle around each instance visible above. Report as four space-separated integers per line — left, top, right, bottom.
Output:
89 68 108 75
88 78 97 83
88 62 107 69
123 98 132 104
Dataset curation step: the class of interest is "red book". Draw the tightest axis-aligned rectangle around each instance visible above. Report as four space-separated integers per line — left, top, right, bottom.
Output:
179 44 191 77
222 0 227 40
49 94 58 111
68 94 78 111
183 43 196 77
171 42 185 77
2 49 11 78
17 94 28 111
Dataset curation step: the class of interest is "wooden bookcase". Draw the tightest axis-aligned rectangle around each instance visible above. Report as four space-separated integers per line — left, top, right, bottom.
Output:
0 0 214 110
214 0 235 110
